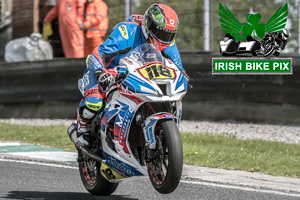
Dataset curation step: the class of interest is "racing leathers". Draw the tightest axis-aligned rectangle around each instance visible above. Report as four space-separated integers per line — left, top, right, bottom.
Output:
76 14 185 137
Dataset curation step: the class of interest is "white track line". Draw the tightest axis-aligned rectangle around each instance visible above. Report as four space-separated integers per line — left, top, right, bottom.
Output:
181 180 300 198
1 158 300 198
0 142 21 146
0 158 77 169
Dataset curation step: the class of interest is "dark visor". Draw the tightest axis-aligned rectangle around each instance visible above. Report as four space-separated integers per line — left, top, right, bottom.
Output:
147 19 176 44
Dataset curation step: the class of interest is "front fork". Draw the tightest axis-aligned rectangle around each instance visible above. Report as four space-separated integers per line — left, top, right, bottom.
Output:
142 112 177 150
135 101 182 162
139 100 182 149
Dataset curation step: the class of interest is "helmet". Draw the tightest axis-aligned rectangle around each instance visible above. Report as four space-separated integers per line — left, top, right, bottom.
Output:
142 4 179 51
281 28 290 40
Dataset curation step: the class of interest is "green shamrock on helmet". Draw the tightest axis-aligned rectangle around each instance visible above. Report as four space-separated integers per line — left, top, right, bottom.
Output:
219 3 288 41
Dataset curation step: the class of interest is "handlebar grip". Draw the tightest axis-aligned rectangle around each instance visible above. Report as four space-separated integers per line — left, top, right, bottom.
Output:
115 72 127 81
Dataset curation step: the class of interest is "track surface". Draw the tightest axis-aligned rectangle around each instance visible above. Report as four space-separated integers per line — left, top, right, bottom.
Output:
1 159 300 200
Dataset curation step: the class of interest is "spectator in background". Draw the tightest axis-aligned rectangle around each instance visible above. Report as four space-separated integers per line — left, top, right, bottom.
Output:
77 0 108 57
44 0 84 58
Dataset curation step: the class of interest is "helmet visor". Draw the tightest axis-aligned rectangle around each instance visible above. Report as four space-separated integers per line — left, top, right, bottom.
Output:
147 19 177 44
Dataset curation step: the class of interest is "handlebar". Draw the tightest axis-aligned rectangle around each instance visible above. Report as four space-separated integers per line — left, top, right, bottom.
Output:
103 72 127 93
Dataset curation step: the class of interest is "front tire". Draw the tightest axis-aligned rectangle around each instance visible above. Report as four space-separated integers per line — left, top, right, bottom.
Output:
78 151 118 195
147 120 183 194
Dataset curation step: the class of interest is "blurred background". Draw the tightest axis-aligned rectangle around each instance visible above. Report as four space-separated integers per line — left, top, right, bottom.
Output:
0 0 299 60
1 0 300 124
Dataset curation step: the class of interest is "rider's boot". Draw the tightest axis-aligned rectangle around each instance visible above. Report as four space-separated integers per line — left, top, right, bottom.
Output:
67 108 94 149
68 85 105 149
76 114 91 146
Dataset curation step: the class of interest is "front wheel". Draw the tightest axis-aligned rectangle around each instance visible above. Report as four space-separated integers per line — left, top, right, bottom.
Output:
147 120 183 194
78 151 118 195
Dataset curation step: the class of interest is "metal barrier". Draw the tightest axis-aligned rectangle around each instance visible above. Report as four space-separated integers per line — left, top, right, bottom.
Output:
1 54 300 123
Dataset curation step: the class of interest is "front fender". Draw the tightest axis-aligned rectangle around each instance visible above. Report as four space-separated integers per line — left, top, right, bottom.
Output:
143 112 176 149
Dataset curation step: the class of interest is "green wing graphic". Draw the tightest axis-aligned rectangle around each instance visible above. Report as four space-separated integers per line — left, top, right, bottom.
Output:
266 3 288 33
219 3 243 41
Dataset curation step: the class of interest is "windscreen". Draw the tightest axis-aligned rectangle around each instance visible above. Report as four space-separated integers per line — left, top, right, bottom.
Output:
129 44 165 65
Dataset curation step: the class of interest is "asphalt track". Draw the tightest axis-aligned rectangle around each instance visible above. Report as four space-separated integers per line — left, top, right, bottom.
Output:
1 159 300 200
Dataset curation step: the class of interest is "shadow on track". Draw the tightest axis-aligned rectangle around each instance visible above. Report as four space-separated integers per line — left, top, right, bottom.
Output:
2 191 138 200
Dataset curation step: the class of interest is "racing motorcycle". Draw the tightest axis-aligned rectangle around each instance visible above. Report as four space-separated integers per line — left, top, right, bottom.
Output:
69 44 188 195
259 34 283 57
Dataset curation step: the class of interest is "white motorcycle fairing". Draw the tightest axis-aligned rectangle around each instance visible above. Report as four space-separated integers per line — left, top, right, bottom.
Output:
97 44 187 181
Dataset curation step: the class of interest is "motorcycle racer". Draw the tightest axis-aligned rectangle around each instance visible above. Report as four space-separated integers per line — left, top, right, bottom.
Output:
260 28 290 56
68 3 187 147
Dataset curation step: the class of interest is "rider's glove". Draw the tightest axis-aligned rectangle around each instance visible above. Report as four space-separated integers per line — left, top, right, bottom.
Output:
95 68 114 88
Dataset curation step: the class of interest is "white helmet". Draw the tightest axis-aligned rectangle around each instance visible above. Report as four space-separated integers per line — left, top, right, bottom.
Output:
281 28 290 40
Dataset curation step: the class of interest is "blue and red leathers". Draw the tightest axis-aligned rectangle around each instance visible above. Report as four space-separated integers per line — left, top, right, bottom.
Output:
77 14 185 131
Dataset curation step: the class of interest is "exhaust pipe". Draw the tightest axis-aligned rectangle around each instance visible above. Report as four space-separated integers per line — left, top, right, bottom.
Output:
67 122 103 163
76 145 103 163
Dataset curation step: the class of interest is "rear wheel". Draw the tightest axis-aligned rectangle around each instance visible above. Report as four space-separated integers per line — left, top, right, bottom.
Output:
78 151 118 195
146 120 183 194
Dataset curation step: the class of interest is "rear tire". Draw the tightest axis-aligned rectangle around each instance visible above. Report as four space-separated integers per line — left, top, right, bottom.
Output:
78 151 118 195
147 120 183 194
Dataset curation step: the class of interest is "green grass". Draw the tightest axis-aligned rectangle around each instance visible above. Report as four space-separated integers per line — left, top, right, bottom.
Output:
182 133 300 178
0 122 75 150
1 122 300 177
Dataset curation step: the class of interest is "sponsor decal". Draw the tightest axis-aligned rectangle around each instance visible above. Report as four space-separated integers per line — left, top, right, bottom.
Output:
132 15 143 24
85 88 99 97
86 101 102 111
89 54 102 70
118 25 129 40
104 153 143 176
163 114 174 118
120 85 129 93
155 25 176 33
119 85 144 105
119 108 134 141
100 162 126 181
114 101 135 154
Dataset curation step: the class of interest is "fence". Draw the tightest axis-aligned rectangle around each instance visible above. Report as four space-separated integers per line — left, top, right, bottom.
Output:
104 0 299 53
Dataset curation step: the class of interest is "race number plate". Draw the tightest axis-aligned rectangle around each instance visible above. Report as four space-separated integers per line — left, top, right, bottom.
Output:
138 62 176 81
